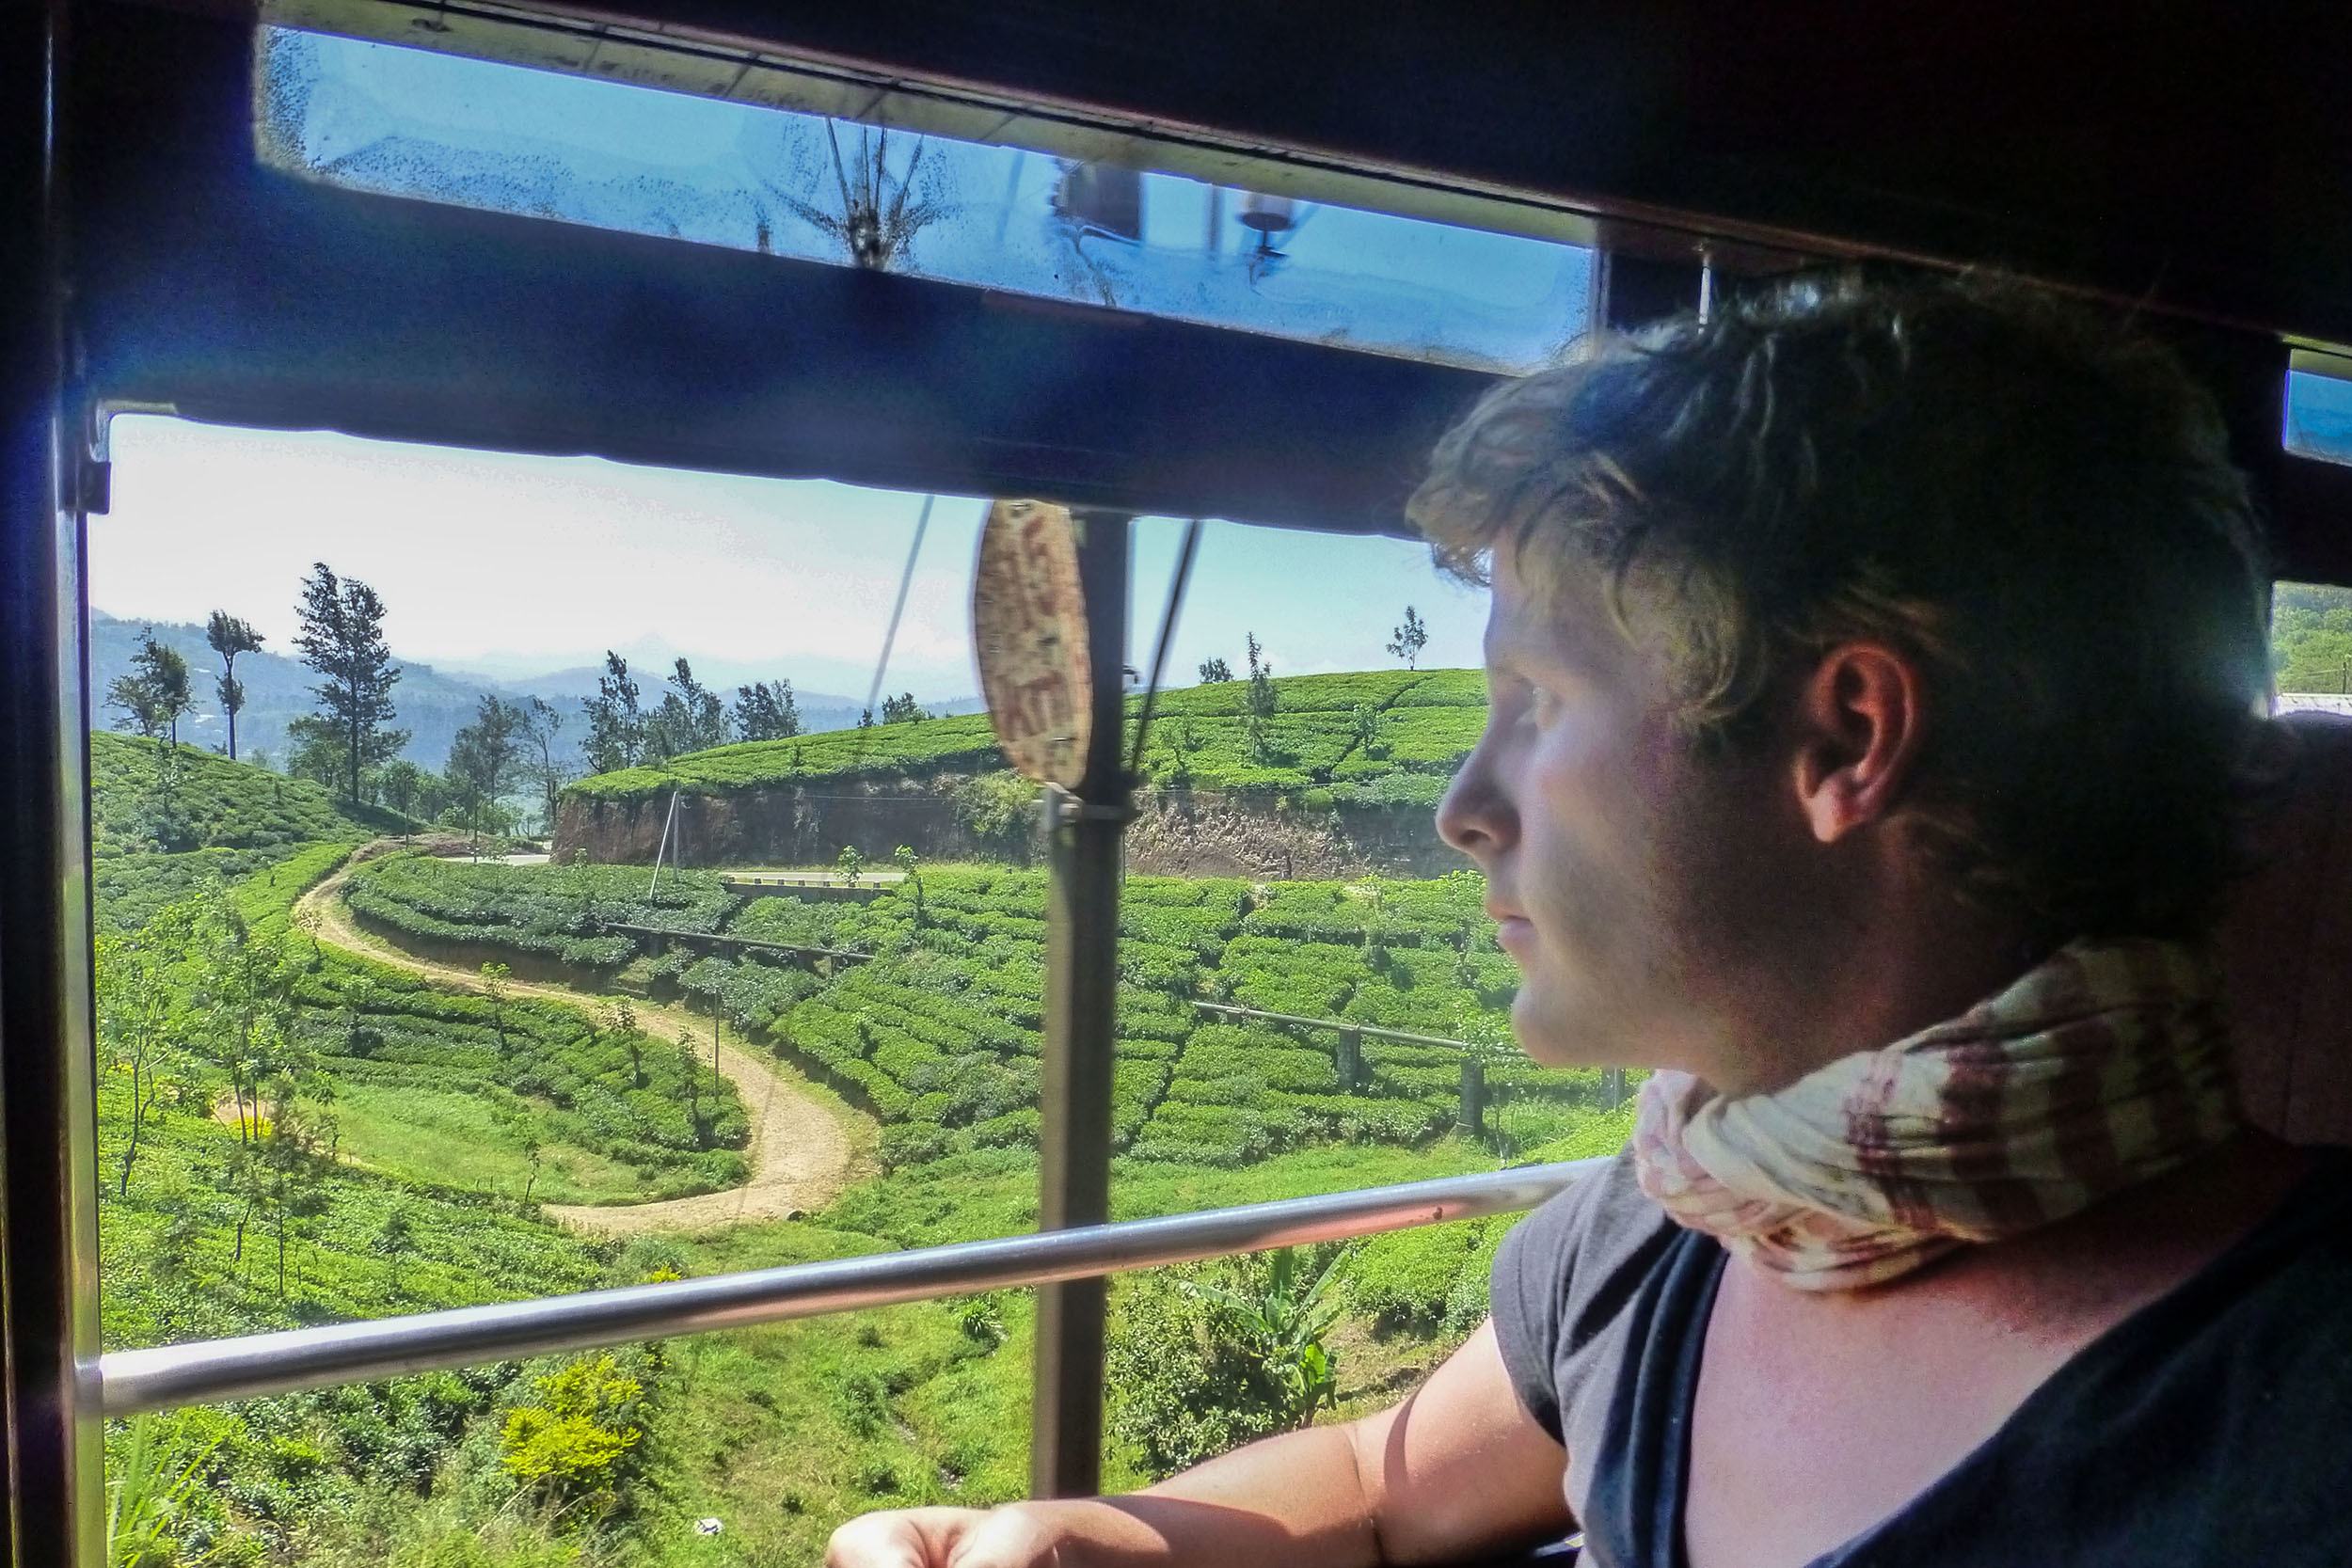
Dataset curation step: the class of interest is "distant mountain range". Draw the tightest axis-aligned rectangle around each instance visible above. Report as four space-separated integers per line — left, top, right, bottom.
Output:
89 611 979 772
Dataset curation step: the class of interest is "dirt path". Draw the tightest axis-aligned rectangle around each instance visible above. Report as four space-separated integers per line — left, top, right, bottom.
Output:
296 852 859 1235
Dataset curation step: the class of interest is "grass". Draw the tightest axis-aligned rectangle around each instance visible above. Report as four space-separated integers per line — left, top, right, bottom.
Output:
330 1083 655 1206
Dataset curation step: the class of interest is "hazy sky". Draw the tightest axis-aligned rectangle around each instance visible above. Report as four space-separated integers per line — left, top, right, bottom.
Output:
92 416 1491 700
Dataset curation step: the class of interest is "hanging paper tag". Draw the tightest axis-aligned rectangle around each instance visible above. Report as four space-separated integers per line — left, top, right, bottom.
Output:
972 499 1092 787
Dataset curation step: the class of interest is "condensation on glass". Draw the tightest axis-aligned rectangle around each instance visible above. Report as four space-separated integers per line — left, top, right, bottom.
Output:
252 20 1593 374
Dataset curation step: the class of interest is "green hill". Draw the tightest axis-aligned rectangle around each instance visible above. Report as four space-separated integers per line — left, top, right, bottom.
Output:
563 668 1488 810
91 729 408 858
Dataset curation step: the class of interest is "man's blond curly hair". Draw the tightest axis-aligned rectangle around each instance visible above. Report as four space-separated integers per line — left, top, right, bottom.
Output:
1407 273 2272 941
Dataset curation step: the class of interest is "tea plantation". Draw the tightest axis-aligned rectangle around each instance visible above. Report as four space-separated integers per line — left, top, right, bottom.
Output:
90 726 1640 1568
343 856 1616 1176
564 667 1489 809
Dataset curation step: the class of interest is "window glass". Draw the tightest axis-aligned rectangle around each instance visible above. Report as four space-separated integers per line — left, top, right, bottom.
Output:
2273 579 2352 705
89 420 1628 1557
2284 354 2352 466
256 25 1593 373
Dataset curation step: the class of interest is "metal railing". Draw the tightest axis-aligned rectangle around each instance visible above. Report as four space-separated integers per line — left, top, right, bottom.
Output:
98 1159 1600 1418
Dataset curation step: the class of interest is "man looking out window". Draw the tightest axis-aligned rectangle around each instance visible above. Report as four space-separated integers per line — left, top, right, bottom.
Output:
831 276 2351 1568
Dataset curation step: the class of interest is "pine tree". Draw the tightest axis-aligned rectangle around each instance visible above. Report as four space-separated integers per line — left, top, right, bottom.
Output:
290 562 406 805
204 610 265 761
580 651 643 775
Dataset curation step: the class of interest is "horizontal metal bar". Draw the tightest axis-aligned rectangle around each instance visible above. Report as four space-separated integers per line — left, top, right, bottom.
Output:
97 1160 1600 1418
1191 999 1473 1052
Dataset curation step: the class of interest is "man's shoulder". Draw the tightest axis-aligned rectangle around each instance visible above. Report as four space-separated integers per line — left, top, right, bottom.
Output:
1497 1148 1680 1351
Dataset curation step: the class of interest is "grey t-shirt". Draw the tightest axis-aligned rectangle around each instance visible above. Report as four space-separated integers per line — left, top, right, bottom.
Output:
1488 1148 1677 1523
1490 1146 2352 1567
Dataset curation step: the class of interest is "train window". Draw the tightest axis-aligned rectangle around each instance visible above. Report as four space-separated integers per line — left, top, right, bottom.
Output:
88 408 1617 1557
2273 578 2352 704
256 21 1594 373
2285 350 2352 467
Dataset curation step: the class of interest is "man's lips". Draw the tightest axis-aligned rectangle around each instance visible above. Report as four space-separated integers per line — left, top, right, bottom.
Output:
1493 914 1535 953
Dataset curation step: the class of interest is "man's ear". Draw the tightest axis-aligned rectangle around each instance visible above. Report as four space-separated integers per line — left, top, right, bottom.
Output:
1789 642 1926 844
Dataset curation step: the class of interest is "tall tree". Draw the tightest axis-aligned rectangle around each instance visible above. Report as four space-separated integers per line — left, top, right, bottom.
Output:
1245 631 1279 719
204 610 266 761
446 695 530 832
1244 631 1279 765
580 651 643 775
96 897 200 1196
733 678 801 742
1386 605 1427 671
106 626 196 752
644 658 728 761
522 697 574 834
290 562 406 804
880 690 928 725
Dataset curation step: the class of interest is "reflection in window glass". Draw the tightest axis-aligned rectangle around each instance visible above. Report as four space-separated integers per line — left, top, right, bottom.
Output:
2284 361 2352 466
256 25 1593 372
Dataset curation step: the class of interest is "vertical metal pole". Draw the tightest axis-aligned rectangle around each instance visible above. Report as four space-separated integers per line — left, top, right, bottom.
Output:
1031 510 1132 1499
2 4 104 1560
1458 1055 1486 1140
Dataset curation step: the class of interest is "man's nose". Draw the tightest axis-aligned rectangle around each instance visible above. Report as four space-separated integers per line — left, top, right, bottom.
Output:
1436 749 1516 864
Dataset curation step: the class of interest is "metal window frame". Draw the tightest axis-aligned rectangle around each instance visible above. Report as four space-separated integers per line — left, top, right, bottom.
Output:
17 1 2352 1561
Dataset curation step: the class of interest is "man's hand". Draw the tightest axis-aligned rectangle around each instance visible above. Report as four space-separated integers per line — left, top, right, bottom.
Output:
826 1504 1068 1568
824 1318 1571 1568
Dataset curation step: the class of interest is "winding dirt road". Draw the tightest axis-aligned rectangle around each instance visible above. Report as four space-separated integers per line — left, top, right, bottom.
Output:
296 852 859 1235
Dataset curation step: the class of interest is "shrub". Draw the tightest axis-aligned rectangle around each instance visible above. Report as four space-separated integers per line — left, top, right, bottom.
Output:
1107 1247 1348 1479
499 1353 645 1498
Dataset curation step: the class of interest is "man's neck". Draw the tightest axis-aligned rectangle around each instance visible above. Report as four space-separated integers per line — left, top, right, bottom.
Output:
1720 880 2050 1099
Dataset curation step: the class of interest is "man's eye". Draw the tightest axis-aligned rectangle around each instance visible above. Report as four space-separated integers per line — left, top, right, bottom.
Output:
1523 686 1565 726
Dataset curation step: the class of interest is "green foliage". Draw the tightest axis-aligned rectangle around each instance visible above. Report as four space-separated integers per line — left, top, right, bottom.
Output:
106 625 198 750
106 1414 230 1568
499 1354 646 1497
1386 604 1428 670
341 854 729 971
1106 1245 1349 1479
1345 1219 1502 1335
2274 581 2352 693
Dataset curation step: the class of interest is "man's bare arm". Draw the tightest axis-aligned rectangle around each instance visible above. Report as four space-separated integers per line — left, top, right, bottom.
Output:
826 1318 1573 1568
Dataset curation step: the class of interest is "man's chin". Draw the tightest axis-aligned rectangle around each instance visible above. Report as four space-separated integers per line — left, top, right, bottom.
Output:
1507 995 1620 1070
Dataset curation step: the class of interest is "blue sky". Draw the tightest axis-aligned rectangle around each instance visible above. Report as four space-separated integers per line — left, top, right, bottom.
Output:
92 417 1490 701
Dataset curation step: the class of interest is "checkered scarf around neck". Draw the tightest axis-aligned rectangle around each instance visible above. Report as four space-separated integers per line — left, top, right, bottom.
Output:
1629 938 2244 1291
